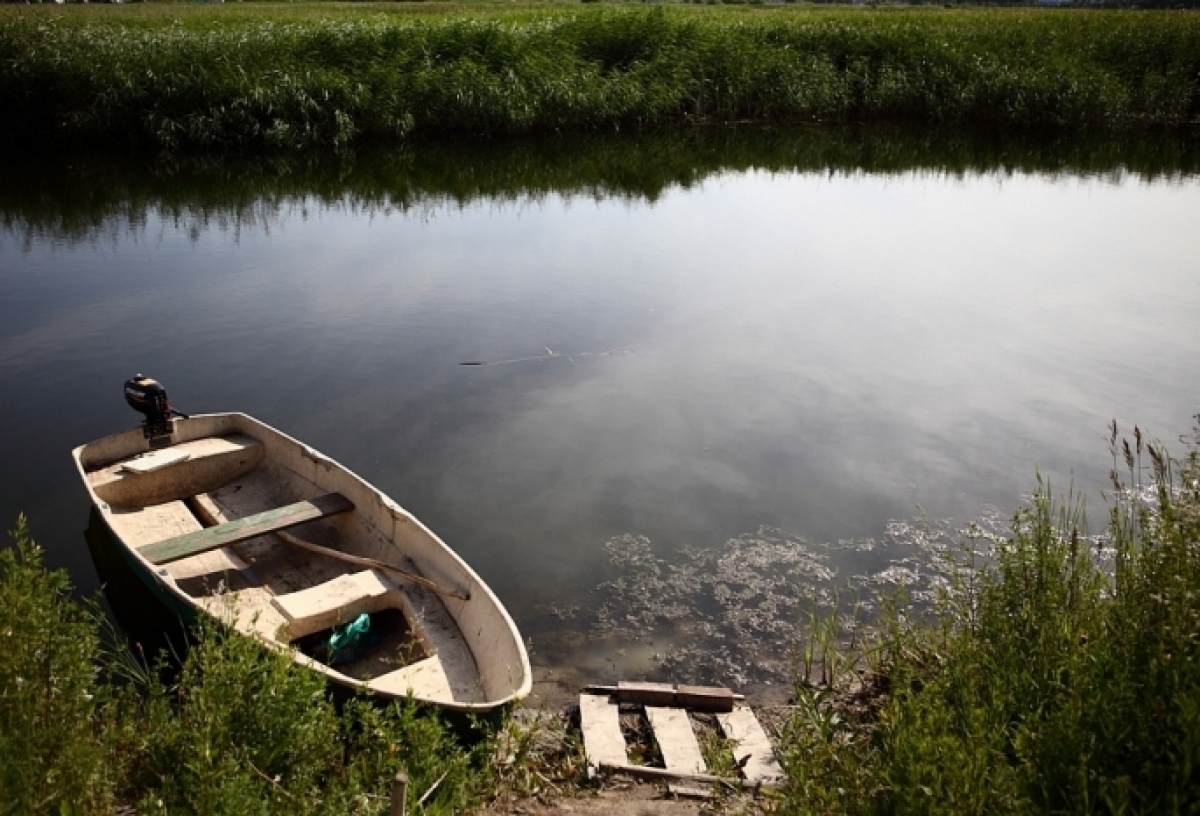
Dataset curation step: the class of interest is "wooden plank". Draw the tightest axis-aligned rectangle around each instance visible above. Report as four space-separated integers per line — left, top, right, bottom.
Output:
121 448 191 474
139 493 354 566
645 707 706 775
594 762 739 790
583 683 745 707
271 570 393 639
676 685 735 713
716 704 784 786
579 694 628 772
616 681 676 707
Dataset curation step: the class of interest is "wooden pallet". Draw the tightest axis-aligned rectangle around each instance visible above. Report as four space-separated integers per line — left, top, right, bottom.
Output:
579 683 784 793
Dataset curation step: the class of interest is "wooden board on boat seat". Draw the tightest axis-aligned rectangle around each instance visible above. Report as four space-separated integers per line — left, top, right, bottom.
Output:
121 448 191 474
90 434 264 507
139 493 354 566
270 570 393 639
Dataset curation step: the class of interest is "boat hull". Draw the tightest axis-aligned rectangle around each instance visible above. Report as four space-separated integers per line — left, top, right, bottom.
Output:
73 413 531 713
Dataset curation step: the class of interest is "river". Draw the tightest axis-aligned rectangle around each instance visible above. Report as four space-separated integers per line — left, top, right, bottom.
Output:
2 128 1198 696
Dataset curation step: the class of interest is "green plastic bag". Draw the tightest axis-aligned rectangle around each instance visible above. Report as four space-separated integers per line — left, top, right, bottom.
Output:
328 613 371 665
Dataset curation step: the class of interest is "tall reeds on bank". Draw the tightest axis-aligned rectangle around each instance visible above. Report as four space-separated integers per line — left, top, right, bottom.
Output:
781 418 1200 814
1 6 1198 151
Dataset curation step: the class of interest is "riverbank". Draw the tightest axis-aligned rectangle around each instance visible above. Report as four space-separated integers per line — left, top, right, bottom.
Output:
2 4 1199 151
3 418 1199 813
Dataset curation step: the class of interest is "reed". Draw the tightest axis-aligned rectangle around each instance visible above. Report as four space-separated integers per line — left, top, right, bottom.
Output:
2 5 1198 151
780 416 1200 814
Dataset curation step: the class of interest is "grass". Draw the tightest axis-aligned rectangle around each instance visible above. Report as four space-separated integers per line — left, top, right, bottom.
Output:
0 516 501 815
1 5 1199 151
779 417 1200 814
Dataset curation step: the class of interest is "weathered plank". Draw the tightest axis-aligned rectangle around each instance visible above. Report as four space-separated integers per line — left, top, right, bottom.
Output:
271 570 393 638
676 684 735 713
645 706 706 775
139 493 354 565
120 447 191 474
579 694 628 773
716 704 784 786
584 682 739 712
617 681 676 707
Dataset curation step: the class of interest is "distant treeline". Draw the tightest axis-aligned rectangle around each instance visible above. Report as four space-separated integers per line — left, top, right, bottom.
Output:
1 6 1198 150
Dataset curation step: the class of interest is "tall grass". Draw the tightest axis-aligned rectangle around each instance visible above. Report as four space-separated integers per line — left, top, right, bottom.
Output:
0 516 123 815
781 417 1200 814
0 517 496 815
1 6 1198 151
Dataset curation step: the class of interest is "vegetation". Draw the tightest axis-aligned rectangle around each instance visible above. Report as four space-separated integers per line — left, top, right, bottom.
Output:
1 5 1199 151
780 418 1200 814
0 516 500 815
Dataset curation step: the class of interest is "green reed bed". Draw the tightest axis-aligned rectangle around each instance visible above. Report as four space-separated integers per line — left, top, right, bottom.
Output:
1 6 1198 150
781 419 1200 815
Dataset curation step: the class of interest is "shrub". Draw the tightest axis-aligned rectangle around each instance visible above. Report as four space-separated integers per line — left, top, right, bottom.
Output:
0 518 493 815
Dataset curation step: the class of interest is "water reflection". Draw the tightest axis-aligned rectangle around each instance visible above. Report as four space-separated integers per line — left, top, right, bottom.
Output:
4 126 1200 245
3 126 1199 697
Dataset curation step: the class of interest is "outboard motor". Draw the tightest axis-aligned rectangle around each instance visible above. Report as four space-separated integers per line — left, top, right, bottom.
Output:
124 375 188 444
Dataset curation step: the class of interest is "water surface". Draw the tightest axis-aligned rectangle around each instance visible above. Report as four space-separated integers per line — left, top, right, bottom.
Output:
2 130 1198 693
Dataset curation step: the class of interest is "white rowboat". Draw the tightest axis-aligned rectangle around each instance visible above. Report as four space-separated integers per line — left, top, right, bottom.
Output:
72 412 531 712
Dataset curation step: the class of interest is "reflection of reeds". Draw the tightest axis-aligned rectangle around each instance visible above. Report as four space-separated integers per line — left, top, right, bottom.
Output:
3 7 1199 151
5 124 1200 246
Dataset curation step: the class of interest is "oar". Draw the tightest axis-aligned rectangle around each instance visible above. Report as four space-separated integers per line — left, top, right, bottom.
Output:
273 530 471 602
185 492 471 602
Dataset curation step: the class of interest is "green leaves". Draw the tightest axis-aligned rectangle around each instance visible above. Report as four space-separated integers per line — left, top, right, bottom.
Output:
3 7 1198 151
0 517 496 815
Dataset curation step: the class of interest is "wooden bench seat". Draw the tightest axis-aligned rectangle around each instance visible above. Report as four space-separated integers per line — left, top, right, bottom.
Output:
89 434 264 508
270 569 395 640
138 492 354 566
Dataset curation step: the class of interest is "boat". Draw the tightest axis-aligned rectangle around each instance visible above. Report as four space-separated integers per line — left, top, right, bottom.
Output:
72 376 531 712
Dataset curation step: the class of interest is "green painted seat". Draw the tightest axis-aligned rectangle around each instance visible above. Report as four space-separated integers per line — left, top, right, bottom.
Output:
139 493 354 566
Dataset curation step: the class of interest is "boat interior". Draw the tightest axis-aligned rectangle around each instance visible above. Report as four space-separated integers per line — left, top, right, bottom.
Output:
81 429 488 705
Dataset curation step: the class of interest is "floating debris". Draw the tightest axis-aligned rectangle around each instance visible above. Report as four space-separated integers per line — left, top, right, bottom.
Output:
576 511 1017 689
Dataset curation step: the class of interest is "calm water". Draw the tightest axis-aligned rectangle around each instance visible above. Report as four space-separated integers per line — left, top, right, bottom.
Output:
3 131 1199 692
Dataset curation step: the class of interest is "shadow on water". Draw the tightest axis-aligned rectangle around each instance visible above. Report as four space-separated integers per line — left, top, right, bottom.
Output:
85 508 191 671
3 124 1199 244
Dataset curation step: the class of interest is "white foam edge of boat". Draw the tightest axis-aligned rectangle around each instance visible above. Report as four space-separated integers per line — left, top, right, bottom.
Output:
72 412 532 713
